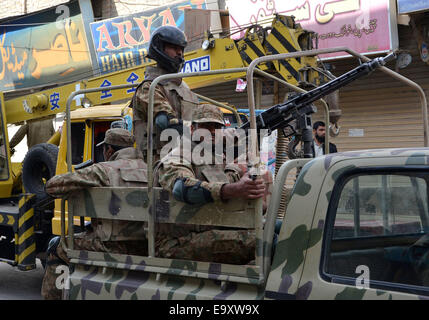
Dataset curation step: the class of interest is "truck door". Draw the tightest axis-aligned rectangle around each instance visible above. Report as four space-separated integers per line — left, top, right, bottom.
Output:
300 157 429 299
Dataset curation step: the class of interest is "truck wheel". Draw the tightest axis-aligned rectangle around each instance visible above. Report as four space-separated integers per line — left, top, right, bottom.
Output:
22 143 58 202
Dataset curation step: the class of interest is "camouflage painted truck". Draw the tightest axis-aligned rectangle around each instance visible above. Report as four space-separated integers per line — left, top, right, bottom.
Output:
58 48 429 300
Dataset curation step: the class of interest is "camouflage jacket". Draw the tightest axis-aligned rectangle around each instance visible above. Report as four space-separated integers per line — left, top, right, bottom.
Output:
132 65 199 159
46 147 148 241
154 142 243 240
10 118 55 149
158 141 243 201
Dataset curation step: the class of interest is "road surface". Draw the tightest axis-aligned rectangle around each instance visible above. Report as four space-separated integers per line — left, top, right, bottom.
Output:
0 260 44 299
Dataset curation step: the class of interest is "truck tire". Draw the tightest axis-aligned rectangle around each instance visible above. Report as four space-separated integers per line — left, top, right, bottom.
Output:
22 143 58 202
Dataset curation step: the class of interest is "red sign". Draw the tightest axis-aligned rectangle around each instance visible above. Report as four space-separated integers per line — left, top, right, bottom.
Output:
227 0 398 59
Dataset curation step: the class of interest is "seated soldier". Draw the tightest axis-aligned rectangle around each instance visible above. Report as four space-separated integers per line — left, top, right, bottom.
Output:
156 104 265 265
41 128 148 300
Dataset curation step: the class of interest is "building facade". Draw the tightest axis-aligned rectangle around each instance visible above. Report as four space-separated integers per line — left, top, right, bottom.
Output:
0 0 203 20
0 0 69 19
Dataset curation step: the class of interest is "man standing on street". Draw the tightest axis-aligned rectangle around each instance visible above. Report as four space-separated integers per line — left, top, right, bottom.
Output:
312 121 337 157
10 118 55 151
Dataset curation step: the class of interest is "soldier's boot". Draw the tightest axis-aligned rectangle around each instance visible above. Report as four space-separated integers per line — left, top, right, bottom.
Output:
41 237 68 300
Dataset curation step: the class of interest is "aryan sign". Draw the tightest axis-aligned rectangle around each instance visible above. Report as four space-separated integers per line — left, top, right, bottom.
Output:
90 0 208 74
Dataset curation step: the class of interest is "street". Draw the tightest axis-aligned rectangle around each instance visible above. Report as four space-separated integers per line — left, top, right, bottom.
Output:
0 260 44 300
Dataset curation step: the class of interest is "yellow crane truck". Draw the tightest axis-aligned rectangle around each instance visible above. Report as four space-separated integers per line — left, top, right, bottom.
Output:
0 14 332 271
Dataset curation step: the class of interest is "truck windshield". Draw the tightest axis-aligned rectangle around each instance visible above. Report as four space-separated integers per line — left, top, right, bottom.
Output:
71 122 85 165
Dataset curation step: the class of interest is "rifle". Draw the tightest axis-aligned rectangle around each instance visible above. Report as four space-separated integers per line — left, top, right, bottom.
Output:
240 52 397 158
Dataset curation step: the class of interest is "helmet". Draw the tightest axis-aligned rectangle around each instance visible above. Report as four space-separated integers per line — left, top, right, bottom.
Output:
192 104 225 126
148 26 187 73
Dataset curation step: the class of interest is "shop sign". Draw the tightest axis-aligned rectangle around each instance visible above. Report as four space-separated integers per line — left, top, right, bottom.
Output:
0 0 92 91
90 0 208 74
226 0 398 59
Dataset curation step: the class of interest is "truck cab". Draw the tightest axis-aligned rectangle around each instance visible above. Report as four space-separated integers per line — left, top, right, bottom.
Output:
266 149 429 299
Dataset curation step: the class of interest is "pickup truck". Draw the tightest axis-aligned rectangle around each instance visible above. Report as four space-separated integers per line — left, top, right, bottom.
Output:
57 49 429 300
61 148 429 300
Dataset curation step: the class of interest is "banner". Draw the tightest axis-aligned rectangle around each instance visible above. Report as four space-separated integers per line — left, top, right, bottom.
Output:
90 0 208 75
226 0 398 59
0 0 92 91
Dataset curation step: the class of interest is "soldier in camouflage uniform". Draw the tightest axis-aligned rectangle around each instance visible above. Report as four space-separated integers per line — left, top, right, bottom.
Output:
41 128 148 300
133 26 199 162
156 104 266 265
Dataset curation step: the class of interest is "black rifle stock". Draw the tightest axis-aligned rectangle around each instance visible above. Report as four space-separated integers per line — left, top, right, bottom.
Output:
239 52 396 158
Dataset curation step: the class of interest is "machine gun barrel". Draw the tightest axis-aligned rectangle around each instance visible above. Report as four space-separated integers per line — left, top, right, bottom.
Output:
240 52 396 133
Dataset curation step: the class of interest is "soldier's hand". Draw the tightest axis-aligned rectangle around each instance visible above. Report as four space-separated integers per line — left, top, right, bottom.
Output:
221 173 265 200
238 173 266 199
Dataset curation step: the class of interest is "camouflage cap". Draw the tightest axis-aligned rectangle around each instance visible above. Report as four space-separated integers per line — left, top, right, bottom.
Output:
96 128 135 147
192 104 225 125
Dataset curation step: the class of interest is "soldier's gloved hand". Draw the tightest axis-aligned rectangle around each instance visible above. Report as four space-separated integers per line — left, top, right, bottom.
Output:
155 112 183 135
173 179 213 205
155 112 169 130
155 112 184 136
10 148 15 156
167 119 184 136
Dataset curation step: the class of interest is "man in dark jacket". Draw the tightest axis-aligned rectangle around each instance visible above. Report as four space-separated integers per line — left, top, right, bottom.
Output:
312 121 337 157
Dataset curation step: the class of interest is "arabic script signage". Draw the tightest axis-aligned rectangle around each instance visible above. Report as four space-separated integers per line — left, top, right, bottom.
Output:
90 0 207 75
226 0 398 59
0 1 92 91
398 0 429 14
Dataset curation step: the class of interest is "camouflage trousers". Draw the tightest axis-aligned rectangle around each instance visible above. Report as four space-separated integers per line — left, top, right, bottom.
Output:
156 229 256 265
41 231 148 300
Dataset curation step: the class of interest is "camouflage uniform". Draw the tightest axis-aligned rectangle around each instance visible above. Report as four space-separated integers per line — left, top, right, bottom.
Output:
133 65 199 162
41 129 148 300
156 104 255 265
